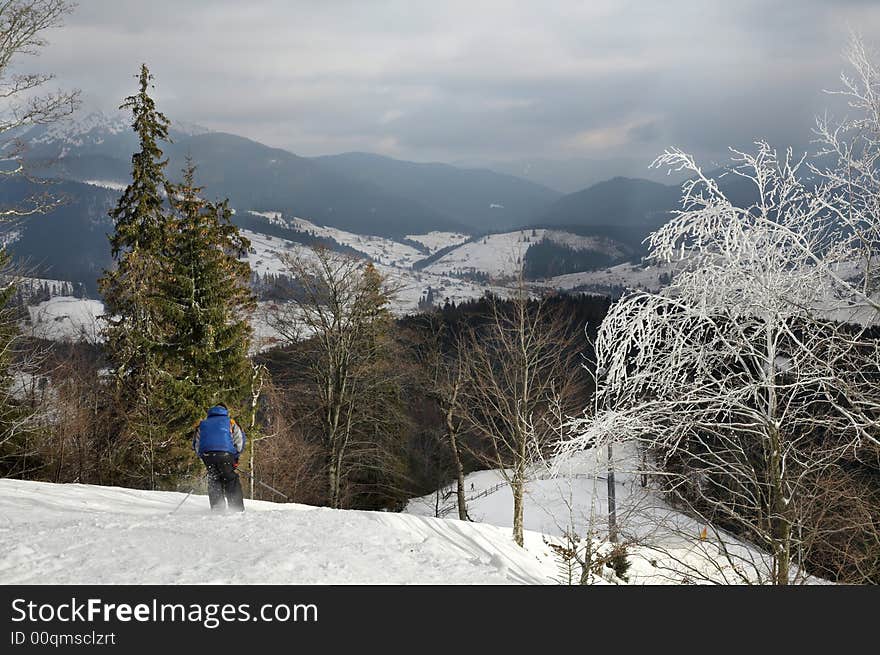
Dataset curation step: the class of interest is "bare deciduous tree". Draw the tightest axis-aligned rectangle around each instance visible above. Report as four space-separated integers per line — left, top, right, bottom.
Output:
267 246 401 508
1 0 79 218
413 314 471 520
1 0 78 474
459 285 584 547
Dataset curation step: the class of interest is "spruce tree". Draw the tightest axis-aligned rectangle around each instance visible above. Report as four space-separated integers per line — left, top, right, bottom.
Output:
156 162 255 439
98 64 173 489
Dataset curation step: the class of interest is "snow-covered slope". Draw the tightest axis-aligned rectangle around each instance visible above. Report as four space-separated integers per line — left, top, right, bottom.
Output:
424 229 626 279
82 179 127 191
243 228 512 316
25 296 105 342
424 230 534 279
27 110 209 151
246 211 427 268
406 444 825 585
548 261 674 293
0 478 558 585
405 231 470 254
28 111 130 150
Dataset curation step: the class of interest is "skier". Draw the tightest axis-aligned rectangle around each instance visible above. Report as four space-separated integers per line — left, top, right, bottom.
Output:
193 403 246 512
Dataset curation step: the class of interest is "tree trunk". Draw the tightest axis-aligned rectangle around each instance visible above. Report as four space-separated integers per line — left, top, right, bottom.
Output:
512 474 524 547
607 443 618 543
328 445 340 509
768 426 790 585
445 404 468 521
765 323 789 585
249 439 255 500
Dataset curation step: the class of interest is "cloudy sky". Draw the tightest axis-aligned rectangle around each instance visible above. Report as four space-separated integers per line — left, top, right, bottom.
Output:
25 0 880 167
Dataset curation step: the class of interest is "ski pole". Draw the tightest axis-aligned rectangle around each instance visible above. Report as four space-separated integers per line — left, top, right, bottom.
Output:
237 467 289 500
170 487 196 515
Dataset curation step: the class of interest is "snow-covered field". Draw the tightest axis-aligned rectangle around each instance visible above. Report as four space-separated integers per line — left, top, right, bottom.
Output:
406 443 823 585
424 231 531 279
242 229 309 277
548 261 674 293
0 478 558 585
246 211 426 268
25 296 105 342
243 228 513 316
424 229 625 280
405 231 470 254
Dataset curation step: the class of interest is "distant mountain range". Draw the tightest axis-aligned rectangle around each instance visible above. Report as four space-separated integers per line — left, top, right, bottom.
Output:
459 156 691 194
15 111 702 240
3 109 734 295
20 111 564 237
534 177 681 250
314 152 560 232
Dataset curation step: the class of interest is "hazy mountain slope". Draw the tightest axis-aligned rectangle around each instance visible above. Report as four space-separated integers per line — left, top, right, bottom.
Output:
538 177 679 244
315 152 561 231
168 134 464 237
0 178 115 295
470 156 687 193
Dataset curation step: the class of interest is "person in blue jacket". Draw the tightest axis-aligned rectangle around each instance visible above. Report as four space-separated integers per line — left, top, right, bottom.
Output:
193 403 246 512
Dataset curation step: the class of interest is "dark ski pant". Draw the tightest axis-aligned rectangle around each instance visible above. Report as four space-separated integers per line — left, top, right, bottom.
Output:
201 451 244 512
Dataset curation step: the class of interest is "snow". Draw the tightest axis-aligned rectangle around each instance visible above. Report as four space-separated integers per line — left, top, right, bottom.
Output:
405 443 826 585
7 371 50 402
0 478 559 585
549 261 673 293
242 228 513 316
424 229 624 280
14 276 74 296
29 111 130 148
242 229 310 277
83 179 127 191
245 211 425 268
380 266 513 315
424 230 534 279
248 210 283 222
243 214 628 314
543 229 626 257
405 231 470 254
28 110 210 150
25 296 105 343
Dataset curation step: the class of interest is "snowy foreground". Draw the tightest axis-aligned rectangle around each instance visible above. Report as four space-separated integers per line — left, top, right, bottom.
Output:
406 446 827 585
0 478 558 585
0 445 821 584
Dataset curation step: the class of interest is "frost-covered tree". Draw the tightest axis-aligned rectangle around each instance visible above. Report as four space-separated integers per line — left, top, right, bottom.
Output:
558 142 880 584
812 35 880 312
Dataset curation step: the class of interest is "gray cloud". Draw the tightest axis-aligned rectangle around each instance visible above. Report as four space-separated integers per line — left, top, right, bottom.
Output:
20 0 880 166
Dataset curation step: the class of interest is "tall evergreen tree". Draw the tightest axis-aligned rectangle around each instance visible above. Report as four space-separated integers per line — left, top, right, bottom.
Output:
156 162 255 439
98 64 173 489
